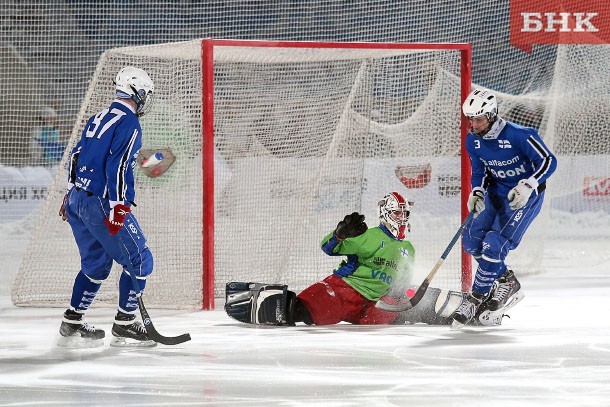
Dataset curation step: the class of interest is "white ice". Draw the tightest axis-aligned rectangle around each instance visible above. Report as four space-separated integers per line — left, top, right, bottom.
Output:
1 233 610 406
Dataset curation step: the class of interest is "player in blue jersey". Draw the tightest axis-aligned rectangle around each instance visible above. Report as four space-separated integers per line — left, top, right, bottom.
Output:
57 67 157 347
451 88 557 328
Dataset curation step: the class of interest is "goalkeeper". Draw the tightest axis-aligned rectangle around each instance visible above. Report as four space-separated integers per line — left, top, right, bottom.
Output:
226 192 483 327
297 191 415 325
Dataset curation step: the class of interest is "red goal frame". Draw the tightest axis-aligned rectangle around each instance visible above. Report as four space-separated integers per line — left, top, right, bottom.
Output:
200 39 472 310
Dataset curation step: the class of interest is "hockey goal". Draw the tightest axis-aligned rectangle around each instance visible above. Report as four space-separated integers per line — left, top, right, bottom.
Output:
13 39 472 310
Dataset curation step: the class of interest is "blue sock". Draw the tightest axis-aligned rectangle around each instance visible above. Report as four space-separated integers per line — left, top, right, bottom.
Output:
118 271 146 315
472 257 506 296
70 271 102 312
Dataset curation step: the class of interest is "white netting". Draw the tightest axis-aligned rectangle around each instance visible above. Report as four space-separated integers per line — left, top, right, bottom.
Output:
13 47 204 308
13 41 467 308
3 2 610 306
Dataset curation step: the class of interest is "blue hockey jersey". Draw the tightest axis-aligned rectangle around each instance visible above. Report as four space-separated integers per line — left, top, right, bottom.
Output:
68 99 142 205
466 118 556 197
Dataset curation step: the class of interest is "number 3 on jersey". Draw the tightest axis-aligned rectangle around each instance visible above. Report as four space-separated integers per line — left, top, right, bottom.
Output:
85 108 126 139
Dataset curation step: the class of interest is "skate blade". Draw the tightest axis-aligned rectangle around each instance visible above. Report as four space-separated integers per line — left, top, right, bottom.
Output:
110 336 157 348
503 291 524 312
450 320 466 330
57 335 104 348
475 292 525 327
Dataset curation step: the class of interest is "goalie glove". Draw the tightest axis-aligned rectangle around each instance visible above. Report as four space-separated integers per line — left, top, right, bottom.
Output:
507 179 534 210
105 203 131 235
334 212 367 241
467 187 485 217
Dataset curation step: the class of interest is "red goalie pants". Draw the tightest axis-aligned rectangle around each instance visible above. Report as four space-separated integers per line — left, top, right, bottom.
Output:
296 274 398 325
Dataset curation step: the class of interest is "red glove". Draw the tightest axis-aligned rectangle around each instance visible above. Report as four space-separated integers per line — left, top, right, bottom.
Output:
59 194 68 222
105 204 131 235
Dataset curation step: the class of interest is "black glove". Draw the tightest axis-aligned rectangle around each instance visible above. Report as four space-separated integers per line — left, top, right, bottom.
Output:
334 212 367 240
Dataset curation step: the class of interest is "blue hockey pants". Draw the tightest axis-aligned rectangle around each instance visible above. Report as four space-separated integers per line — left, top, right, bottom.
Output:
65 187 153 314
462 191 544 295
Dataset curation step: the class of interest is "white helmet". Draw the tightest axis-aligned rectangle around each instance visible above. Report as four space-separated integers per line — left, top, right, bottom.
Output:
377 192 411 240
462 88 497 121
114 66 154 116
39 106 57 121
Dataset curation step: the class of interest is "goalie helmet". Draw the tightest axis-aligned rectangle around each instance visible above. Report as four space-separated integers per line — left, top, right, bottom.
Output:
462 88 497 121
377 192 411 240
114 66 155 117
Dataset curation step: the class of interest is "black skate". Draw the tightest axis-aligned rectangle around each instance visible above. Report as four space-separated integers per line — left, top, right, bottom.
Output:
472 301 504 327
486 270 524 312
57 309 105 348
110 313 156 347
451 292 486 329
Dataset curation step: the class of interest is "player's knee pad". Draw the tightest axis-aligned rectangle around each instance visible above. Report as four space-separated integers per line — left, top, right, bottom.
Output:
225 282 297 326
82 259 113 282
481 231 511 261
138 248 154 277
461 233 482 258
124 248 154 278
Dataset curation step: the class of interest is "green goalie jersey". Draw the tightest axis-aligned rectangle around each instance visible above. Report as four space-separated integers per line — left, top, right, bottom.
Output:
320 225 415 301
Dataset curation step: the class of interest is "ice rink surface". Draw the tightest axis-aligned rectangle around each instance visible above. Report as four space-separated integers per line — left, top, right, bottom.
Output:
1 238 609 407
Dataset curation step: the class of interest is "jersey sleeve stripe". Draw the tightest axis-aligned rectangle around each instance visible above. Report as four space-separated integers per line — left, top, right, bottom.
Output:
527 136 553 181
68 146 81 185
533 156 553 180
527 136 550 157
116 128 138 201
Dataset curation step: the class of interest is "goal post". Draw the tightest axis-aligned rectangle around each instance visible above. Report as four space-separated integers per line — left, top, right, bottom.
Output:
201 39 472 309
13 39 472 311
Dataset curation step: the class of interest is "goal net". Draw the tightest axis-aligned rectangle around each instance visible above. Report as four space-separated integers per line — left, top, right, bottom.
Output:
13 39 471 309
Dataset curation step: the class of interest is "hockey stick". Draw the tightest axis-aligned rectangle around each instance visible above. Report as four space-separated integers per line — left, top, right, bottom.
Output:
119 240 191 345
375 211 474 312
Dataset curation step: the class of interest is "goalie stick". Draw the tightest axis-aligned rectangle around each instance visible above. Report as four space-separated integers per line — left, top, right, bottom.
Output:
119 241 191 345
376 212 475 312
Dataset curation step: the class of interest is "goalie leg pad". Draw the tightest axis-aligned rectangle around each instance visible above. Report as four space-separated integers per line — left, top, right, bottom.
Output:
225 282 297 326
393 287 507 327
393 287 464 326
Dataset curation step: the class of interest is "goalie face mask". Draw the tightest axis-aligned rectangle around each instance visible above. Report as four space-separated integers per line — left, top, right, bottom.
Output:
378 192 411 240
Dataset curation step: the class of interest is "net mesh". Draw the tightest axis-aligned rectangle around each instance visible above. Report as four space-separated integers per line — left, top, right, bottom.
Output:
3 2 610 307
13 41 467 307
